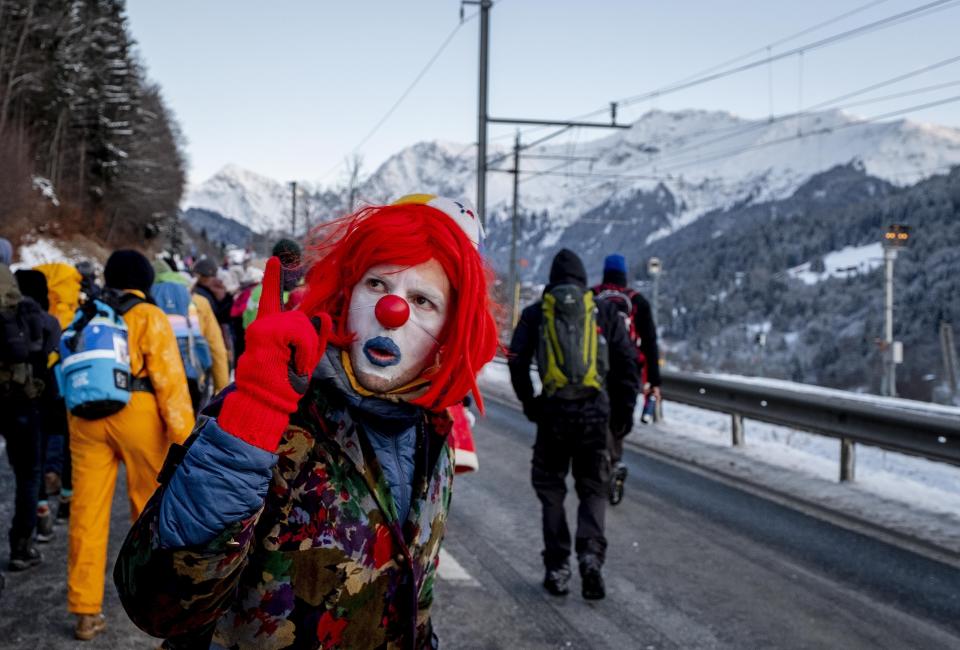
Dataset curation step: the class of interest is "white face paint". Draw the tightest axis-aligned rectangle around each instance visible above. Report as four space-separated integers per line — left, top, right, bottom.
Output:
347 260 451 394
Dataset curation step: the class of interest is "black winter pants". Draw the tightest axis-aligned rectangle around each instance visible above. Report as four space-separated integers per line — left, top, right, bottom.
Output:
531 416 609 569
1 399 42 546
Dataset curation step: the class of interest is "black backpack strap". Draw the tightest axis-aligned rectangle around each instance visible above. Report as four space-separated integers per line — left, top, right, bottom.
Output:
113 291 146 316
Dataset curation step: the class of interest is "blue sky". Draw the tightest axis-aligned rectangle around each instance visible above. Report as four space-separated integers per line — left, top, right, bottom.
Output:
125 0 960 185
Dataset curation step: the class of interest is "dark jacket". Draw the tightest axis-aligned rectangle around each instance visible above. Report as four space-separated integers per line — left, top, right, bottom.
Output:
508 249 640 426
194 283 233 325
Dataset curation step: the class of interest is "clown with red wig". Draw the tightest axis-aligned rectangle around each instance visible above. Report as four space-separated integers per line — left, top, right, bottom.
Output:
115 196 498 649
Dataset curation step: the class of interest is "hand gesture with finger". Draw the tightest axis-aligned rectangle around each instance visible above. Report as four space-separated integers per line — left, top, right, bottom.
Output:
219 257 331 451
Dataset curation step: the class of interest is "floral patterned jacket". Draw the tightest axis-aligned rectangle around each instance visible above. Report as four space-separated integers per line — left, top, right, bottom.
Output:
114 356 454 650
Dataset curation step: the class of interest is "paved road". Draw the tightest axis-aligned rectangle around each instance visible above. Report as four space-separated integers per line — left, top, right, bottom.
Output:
431 400 960 649
1 400 959 648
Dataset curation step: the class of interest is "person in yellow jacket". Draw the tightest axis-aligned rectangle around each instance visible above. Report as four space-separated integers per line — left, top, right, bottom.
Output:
35 262 82 330
67 250 194 641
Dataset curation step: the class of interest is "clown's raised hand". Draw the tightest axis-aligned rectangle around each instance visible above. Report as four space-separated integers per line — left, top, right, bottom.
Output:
219 256 331 451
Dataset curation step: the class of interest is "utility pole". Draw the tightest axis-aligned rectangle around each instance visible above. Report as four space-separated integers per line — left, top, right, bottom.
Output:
290 181 298 236
463 0 492 227
881 224 910 397
509 131 520 327
648 257 662 325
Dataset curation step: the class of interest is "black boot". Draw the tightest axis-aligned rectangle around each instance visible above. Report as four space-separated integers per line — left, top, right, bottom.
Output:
9 537 42 571
579 554 605 600
543 564 571 596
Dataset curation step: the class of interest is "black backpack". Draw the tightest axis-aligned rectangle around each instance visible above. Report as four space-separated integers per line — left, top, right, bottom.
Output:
0 289 44 400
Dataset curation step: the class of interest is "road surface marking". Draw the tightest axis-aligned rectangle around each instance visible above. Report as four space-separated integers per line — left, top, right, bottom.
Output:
438 548 480 586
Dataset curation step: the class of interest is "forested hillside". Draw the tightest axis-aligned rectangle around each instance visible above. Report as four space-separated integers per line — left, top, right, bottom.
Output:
643 163 960 400
0 0 184 247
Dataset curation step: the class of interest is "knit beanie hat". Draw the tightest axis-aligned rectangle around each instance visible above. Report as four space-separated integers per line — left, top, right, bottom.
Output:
271 238 301 266
104 249 155 293
192 257 218 278
602 253 628 286
15 269 49 310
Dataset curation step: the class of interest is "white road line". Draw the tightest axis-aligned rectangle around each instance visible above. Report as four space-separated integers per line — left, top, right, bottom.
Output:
437 548 480 586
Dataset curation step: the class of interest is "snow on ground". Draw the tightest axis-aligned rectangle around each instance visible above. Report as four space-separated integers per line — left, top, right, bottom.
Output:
788 242 884 285
478 360 960 521
13 238 73 269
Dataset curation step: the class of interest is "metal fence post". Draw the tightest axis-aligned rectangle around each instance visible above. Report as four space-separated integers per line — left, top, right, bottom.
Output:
840 438 856 482
731 413 744 447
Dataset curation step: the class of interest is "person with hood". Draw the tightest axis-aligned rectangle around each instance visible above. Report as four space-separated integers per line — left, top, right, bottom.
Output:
14 269 64 544
153 259 230 409
591 254 662 502
0 241 49 571
66 250 194 641
508 248 639 600
114 197 498 649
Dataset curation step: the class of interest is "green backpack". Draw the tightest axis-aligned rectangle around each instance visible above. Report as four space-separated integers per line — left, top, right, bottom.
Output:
537 284 608 399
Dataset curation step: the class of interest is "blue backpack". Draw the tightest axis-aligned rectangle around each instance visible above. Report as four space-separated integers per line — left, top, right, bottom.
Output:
58 290 144 419
152 282 212 384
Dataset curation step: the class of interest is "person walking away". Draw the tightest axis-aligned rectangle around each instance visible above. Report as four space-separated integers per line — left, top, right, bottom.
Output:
228 265 263 360
153 260 228 410
509 248 639 600
0 245 48 572
241 239 304 330
14 269 64 543
592 254 662 504
61 250 194 640
36 262 86 524
191 257 234 365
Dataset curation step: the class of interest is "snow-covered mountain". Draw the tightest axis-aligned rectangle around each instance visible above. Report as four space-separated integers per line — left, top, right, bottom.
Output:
183 108 960 252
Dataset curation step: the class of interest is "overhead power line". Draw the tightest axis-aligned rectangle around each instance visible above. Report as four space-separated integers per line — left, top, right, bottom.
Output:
630 54 960 170
497 0 959 145
613 0 960 110
320 11 477 180
669 0 894 87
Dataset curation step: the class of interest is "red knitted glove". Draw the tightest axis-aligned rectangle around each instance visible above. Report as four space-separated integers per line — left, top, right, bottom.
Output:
219 257 330 451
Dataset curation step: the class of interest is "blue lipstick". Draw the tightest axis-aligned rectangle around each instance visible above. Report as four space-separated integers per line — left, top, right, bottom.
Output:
363 337 402 367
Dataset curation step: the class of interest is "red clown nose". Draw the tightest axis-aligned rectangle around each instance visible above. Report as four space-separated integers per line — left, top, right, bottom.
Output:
375 294 410 328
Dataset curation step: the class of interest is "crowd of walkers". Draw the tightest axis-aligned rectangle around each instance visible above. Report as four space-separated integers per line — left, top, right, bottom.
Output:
0 235 303 640
0 217 659 647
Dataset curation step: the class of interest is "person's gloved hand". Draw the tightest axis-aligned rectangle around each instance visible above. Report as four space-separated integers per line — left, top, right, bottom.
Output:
610 407 634 437
219 257 331 452
522 396 543 424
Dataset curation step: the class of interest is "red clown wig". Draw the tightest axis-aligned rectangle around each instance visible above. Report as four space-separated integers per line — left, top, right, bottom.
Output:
298 202 499 413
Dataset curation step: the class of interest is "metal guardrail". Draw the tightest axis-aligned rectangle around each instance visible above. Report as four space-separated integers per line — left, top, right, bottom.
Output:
661 369 960 481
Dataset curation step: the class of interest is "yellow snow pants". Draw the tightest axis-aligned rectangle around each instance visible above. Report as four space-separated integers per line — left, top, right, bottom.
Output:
66 391 174 614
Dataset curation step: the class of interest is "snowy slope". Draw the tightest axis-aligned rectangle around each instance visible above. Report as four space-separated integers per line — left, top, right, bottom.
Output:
182 108 960 239
183 164 303 233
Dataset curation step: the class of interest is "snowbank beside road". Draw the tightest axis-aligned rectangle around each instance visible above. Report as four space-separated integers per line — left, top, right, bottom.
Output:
479 361 960 526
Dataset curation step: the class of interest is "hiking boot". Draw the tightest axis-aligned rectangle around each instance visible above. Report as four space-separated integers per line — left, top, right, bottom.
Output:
609 462 628 505
75 613 106 641
57 496 71 522
36 503 54 543
44 471 61 496
579 555 605 600
8 538 42 571
543 564 571 596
